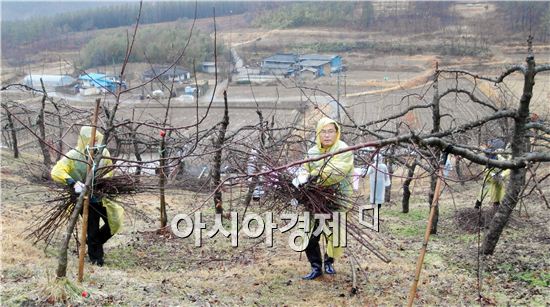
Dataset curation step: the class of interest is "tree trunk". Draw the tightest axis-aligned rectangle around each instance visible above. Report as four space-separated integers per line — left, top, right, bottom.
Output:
159 135 168 228
56 114 63 161
212 90 229 215
132 127 142 176
482 168 527 254
482 42 536 255
6 111 19 158
428 172 439 234
38 80 52 167
402 160 417 213
385 159 393 202
429 66 441 235
49 99 63 161
455 157 464 185
131 109 142 176
112 131 123 157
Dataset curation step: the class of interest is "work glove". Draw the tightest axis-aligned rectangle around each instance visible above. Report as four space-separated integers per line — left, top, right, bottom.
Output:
289 198 299 208
292 173 309 188
74 181 85 194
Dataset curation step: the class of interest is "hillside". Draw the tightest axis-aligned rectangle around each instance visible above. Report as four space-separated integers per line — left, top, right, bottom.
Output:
1 149 549 305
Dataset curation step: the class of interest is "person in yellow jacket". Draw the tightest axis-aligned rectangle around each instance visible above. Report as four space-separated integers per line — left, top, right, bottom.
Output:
51 126 123 266
475 149 510 209
293 117 354 280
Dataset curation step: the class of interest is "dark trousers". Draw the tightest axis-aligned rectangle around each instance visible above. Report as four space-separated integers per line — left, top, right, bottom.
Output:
84 201 112 262
305 220 333 267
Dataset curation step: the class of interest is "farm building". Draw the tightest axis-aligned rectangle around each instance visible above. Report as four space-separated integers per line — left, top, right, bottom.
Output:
23 74 76 89
78 73 126 94
260 53 299 75
298 60 332 78
142 66 191 82
298 67 319 80
202 62 217 74
299 54 342 73
260 53 343 76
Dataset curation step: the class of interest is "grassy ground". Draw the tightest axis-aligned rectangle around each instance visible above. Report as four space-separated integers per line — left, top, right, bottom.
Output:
1 149 549 306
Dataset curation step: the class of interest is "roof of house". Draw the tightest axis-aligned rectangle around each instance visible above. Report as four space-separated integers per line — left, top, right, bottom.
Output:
24 74 76 84
263 53 299 64
78 73 107 81
299 60 331 67
299 54 339 61
300 67 318 73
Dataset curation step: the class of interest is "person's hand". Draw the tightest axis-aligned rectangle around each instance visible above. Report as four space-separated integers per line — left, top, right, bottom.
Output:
74 181 85 194
292 173 309 188
290 198 299 207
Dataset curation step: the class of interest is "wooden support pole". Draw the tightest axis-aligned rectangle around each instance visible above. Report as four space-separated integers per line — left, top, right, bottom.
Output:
78 98 101 282
407 151 449 306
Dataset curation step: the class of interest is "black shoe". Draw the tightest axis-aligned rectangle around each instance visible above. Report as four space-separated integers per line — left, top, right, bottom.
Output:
324 262 336 274
90 258 104 267
302 265 323 280
474 200 482 209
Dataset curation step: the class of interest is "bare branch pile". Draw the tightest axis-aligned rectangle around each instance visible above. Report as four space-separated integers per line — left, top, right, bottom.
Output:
26 175 148 246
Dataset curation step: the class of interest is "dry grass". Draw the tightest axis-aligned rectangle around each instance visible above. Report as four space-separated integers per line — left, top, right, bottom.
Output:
1 149 549 306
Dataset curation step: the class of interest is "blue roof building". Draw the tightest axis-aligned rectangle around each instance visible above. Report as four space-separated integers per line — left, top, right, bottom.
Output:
78 73 126 92
299 54 342 73
299 59 332 77
260 53 299 75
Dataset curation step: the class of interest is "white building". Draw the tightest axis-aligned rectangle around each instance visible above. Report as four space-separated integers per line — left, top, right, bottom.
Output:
23 75 76 89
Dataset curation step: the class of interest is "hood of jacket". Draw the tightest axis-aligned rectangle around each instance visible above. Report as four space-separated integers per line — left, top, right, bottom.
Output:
315 117 341 153
76 126 104 152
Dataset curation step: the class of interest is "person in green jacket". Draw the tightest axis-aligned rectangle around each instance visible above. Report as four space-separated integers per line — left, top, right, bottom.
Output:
51 126 123 266
293 117 354 280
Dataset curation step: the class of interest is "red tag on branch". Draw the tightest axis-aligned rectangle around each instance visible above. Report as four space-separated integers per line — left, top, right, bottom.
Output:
160 130 166 137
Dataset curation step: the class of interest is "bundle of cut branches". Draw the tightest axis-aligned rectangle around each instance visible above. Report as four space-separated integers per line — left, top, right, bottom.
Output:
26 175 148 246
93 175 142 197
253 173 391 263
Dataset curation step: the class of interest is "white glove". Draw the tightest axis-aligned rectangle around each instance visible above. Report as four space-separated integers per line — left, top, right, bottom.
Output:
292 173 309 188
290 198 299 207
74 181 85 194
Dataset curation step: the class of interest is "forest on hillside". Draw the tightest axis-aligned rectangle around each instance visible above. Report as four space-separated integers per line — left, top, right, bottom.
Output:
1 2 249 47
3 1 550 56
